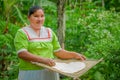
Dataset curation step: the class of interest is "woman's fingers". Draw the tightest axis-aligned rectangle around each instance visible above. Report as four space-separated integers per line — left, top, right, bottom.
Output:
48 59 55 66
42 58 55 66
75 54 86 60
80 55 86 60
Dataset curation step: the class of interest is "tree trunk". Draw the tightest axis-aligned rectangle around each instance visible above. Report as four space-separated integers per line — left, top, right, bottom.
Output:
102 0 105 8
57 0 66 49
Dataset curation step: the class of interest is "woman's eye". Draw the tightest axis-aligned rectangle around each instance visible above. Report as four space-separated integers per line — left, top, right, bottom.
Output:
41 15 44 17
34 15 39 17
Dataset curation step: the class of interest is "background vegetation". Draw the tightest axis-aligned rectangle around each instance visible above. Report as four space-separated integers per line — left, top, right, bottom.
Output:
0 0 120 80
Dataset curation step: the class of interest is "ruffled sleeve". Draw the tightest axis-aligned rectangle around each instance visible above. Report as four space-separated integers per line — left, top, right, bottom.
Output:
14 29 28 54
51 30 61 52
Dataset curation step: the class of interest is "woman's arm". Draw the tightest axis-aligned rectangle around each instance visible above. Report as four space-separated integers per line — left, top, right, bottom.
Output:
54 49 86 60
18 51 55 66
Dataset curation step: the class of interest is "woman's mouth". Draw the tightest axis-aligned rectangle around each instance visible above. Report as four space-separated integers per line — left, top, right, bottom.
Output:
37 21 41 24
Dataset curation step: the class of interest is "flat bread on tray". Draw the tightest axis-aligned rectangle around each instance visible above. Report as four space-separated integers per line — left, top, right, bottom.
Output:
32 58 103 79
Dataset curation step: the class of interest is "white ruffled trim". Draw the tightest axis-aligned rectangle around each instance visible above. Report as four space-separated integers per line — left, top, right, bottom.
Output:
17 49 27 54
54 48 62 52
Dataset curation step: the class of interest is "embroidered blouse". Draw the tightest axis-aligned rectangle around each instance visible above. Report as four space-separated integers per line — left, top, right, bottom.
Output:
14 26 61 70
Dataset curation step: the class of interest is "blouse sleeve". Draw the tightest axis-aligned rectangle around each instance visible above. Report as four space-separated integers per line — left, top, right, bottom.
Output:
14 29 28 54
51 30 61 52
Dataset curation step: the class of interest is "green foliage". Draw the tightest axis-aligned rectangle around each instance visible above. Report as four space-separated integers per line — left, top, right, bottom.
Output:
104 0 120 11
0 19 19 80
43 1 57 30
0 0 120 80
65 4 120 80
13 5 27 25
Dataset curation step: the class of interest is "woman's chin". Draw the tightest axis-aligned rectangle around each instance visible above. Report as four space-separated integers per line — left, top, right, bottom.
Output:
35 27 41 30
35 25 43 29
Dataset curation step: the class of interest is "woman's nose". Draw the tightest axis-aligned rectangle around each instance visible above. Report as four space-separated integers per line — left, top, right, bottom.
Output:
38 17 41 20
38 17 43 21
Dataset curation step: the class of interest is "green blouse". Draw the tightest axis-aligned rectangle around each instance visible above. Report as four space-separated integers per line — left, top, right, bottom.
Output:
14 26 61 70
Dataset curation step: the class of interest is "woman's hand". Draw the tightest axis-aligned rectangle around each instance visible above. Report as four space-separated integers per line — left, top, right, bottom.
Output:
54 49 86 60
73 52 86 60
41 58 55 66
18 51 56 66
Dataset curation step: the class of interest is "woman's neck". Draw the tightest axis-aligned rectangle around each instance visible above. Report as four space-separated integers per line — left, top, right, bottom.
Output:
29 25 41 37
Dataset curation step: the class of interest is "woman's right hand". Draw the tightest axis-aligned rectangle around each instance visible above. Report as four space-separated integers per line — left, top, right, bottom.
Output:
41 58 55 66
17 51 55 66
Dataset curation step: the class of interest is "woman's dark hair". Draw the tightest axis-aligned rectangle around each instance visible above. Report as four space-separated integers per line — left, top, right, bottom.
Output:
28 5 43 16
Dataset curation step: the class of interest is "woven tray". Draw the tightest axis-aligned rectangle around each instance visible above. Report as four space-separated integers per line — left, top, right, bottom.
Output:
32 58 103 79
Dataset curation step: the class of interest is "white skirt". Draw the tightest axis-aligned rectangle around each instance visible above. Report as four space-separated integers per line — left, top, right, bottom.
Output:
18 69 60 80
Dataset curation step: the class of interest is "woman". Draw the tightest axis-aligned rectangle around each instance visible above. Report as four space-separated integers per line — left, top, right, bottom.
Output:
14 6 86 80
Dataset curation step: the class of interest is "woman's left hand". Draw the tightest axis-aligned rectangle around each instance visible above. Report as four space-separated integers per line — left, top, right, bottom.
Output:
73 53 86 60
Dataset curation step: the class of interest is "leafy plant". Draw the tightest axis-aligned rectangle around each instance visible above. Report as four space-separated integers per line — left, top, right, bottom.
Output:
65 4 120 80
0 0 120 80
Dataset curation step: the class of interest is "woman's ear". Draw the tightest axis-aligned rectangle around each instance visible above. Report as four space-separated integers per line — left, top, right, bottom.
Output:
28 16 30 20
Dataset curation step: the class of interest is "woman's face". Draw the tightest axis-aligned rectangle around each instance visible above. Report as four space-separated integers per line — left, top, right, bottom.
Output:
28 9 45 30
